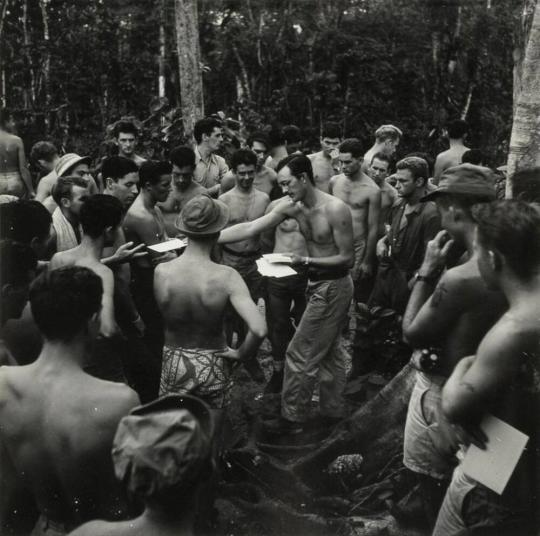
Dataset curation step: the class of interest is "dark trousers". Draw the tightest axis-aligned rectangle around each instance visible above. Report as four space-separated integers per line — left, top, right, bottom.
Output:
266 274 308 363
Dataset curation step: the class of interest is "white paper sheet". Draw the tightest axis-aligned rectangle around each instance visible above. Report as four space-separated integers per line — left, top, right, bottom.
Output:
147 238 188 253
262 253 293 264
256 258 297 278
462 414 529 495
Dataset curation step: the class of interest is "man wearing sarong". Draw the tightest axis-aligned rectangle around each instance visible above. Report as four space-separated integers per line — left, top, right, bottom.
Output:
154 194 266 414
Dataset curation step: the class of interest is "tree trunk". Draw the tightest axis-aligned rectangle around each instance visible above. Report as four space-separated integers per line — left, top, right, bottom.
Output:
507 1 540 197
39 0 51 134
291 363 416 487
158 0 166 100
174 0 204 143
22 0 36 108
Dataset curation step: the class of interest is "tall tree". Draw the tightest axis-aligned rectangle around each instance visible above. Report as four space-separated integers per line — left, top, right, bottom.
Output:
507 0 540 196
174 0 204 142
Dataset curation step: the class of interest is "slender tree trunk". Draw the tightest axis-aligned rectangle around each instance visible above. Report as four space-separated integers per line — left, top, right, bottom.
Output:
39 0 51 134
174 0 204 142
507 1 540 196
22 0 36 108
158 0 166 100
0 0 9 107
232 42 252 101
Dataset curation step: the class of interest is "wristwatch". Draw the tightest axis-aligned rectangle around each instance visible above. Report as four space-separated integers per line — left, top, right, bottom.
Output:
303 256 311 266
414 272 436 284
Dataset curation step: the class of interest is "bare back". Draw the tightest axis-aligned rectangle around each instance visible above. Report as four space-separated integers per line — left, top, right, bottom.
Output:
434 144 469 182
0 131 22 173
155 256 237 349
308 151 335 193
0 363 138 528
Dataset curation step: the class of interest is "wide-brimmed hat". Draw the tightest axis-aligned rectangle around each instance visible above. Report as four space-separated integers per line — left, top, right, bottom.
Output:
54 153 91 178
175 194 229 236
112 394 215 498
421 164 496 202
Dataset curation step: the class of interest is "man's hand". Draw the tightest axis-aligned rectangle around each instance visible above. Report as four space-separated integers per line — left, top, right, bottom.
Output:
376 237 389 259
151 251 176 266
132 315 145 337
358 261 373 278
272 196 295 215
216 347 243 362
420 230 454 276
286 254 305 266
103 242 148 265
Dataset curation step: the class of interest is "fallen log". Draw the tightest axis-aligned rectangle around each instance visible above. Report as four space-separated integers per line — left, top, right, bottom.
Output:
291 363 416 487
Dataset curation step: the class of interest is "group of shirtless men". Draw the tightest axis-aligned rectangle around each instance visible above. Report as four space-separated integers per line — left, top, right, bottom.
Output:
0 112 539 535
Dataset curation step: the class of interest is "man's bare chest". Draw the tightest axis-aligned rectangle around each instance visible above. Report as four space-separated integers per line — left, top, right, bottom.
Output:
227 195 266 223
335 182 370 209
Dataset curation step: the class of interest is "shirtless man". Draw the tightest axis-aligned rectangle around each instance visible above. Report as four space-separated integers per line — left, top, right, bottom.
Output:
0 267 139 535
69 394 216 536
0 240 37 366
401 164 505 527
159 146 206 236
102 156 139 211
262 197 308 393
114 120 146 167
32 141 59 202
433 119 469 184
308 122 342 193
330 138 381 289
219 149 270 354
433 200 540 535
123 160 173 398
220 132 278 197
0 109 34 197
368 152 397 236
155 194 266 412
265 125 302 171
362 124 402 176
254 154 354 434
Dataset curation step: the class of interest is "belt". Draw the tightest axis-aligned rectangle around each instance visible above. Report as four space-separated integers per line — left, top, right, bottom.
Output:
221 245 261 258
308 267 350 281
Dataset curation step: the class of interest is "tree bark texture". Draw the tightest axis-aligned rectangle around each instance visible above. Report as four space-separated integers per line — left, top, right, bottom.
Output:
174 0 204 142
507 1 540 196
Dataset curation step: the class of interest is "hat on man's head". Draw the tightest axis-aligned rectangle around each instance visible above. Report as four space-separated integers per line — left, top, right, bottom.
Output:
54 153 91 178
421 164 496 202
175 194 229 236
112 394 215 499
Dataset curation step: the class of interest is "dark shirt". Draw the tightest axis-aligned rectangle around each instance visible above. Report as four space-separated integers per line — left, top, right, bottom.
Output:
387 199 441 277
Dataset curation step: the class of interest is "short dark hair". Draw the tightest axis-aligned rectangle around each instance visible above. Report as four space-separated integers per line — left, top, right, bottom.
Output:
80 195 123 239
30 267 103 342
435 195 492 219
193 118 222 144
170 146 196 169
231 149 257 171
447 119 468 139
0 200 52 243
139 160 172 188
321 122 341 139
0 240 37 288
512 167 540 203
339 138 363 159
247 131 270 151
282 125 301 144
396 156 429 184
371 152 392 167
30 141 58 164
276 154 314 185
461 149 484 165
473 200 540 281
52 175 89 206
113 120 139 138
102 156 138 182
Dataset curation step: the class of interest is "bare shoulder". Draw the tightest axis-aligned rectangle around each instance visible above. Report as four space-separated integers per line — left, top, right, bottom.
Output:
88 380 140 422
68 520 110 536
324 192 351 218
50 251 68 270
255 189 270 203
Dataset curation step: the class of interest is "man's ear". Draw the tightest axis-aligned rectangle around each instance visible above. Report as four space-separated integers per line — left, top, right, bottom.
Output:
105 177 114 190
60 197 71 209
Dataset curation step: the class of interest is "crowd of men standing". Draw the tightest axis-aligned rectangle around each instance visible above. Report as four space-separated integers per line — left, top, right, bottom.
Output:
0 110 539 536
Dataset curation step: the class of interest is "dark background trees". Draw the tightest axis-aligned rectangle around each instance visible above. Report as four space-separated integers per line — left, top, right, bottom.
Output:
1 0 518 166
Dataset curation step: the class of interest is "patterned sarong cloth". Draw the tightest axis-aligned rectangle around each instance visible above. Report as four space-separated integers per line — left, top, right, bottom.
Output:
159 346 232 409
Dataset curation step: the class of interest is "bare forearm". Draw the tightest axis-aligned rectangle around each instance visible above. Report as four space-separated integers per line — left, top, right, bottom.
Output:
238 330 265 361
402 281 434 337
304 253 352 269
20 166 34 195
219 212 282 244
365 226 378 265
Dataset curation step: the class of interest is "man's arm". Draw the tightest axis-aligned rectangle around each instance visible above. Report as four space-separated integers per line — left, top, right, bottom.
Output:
328 175 337 195
433 154 447 185
218 197 293 244
218 269 267 362
98 268 118 338
16 138 34 196
442 326 522 423
36 173 55 202
359 189 382 275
